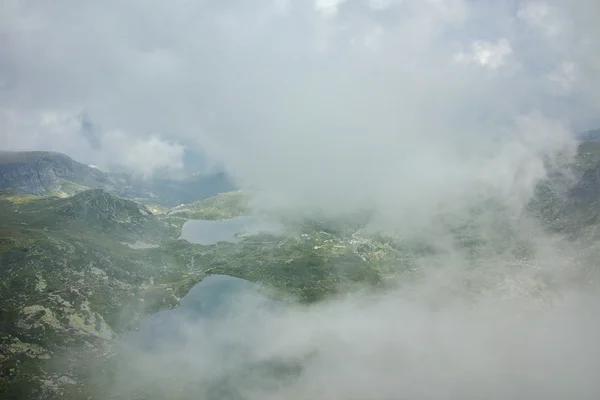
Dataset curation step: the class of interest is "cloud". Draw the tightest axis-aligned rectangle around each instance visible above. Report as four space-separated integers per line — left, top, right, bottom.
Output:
2 0 598 189
100 131 186 178
0 108 186 176
105 243 600 399
0 108 92 157
1 1 598 260
315 0 349 17
4 1 600 397
517 1 568 39
454 38 513 69
547 61 579 94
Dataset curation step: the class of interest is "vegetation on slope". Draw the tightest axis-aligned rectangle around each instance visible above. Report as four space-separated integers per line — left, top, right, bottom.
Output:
0 189 396 399
3 138 600 399
167 190 250 220
0 191 196 398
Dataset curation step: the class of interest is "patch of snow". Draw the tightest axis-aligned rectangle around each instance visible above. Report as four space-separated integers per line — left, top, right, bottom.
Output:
121 241 159 249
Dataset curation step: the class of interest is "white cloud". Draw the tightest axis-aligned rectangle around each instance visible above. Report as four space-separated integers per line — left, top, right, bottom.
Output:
454 38 513 70
547 61 579 94
0 108 92 157
368 0 396 10
350 24 384 49
0 108 186 177
472 38 513 69
4 1 600 396
1 0 599 193
517 1 566 39
100 132 186 178
314 0 348 17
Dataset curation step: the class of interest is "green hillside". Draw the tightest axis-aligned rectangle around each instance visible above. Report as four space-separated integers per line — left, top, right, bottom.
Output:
3 139 600 398
0 189 401 399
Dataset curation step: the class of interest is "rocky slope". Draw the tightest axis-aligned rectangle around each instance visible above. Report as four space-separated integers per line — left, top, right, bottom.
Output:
0 190 199 398
0 151 235 206
0 189 402 399
3 141 600 399
0 151 115 197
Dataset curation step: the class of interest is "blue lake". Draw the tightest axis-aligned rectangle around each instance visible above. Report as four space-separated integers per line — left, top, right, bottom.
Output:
124 274 283 352
112 275 287 399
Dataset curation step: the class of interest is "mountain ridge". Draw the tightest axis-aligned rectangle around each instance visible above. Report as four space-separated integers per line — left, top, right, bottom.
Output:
0 151 235 207
4 139 600 398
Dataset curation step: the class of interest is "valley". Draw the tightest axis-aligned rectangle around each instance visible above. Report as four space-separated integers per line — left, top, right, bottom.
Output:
0 155 399 398
2 143 600 399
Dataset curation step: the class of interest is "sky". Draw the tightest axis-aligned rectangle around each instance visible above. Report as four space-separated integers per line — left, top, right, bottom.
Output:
1 0 600 211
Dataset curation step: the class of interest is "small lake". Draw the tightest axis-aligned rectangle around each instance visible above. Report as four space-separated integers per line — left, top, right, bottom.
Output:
123 274 283 352
113 275 286 398
179 215 284 245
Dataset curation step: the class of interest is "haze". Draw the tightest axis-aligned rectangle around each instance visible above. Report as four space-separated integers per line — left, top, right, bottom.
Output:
3 1 600 398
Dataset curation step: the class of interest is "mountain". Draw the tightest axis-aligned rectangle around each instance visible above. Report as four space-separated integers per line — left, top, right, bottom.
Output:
568 159 600 208
4 137 600 399
15 188 172 241
0 190 196 398
0 189 395 399
0 151 116 197
0 151 236 207
541 159 600 238
523 138 600 238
